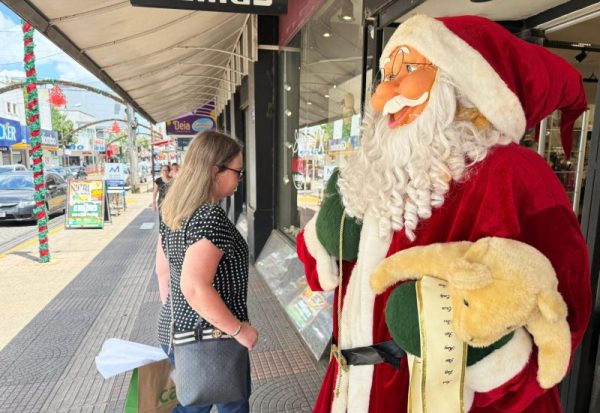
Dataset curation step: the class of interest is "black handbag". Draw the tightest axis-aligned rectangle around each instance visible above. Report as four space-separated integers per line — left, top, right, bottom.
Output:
165 228 250 407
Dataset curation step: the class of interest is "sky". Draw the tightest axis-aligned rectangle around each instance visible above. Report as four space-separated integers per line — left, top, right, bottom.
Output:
0 3 104 87
0 4 162 129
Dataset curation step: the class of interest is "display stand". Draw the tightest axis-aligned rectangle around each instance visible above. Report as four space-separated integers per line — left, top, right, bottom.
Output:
106 179 127 215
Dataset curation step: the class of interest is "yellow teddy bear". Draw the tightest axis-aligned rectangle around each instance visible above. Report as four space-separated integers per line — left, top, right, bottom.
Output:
370 236 570 389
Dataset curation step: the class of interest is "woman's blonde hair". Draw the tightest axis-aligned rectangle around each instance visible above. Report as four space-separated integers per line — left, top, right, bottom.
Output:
161 130 242 230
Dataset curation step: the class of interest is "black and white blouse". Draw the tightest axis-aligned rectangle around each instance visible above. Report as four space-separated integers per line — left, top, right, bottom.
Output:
157 203 249 346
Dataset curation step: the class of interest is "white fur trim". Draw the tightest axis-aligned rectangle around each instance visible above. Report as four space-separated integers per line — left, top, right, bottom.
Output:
464 387 475 412
465 327 533 393
303 214 338 291
380 15 526 141
336 212 393 412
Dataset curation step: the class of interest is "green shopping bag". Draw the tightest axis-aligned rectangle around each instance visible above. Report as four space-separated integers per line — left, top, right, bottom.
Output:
124 359 177 413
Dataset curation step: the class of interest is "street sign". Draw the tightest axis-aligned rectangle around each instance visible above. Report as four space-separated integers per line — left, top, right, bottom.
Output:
66 180 106 229
104 162 127 186
130 0 288 15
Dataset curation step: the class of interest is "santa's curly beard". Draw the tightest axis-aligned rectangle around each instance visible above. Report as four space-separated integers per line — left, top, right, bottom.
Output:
338 71 512 241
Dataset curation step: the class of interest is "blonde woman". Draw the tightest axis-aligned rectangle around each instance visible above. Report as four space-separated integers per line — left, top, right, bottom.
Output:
155 131 258 413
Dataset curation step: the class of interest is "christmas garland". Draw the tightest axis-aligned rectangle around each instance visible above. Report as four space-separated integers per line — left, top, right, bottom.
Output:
22 20 50 262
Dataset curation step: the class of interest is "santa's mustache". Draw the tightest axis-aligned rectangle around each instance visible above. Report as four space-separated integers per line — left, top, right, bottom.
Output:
382 92 429 116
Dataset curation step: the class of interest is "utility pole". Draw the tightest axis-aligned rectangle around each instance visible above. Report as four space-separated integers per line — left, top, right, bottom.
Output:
126 104 140 193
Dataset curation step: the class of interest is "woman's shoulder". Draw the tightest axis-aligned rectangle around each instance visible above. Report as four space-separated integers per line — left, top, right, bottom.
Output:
190 203 228 223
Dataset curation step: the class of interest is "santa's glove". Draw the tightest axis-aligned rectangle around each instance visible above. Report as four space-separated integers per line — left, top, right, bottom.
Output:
315 169 361 261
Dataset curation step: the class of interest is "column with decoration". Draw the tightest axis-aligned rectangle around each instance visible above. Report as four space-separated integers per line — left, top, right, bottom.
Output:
22 20 50 263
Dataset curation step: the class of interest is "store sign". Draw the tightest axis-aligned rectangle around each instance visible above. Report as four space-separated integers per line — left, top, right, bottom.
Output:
130 0 288 15
166 117 214 136
0 117 23 147
66 180 106 229
279 0 323 46
41 130 59 148
104 163 127 182
166 102 216 136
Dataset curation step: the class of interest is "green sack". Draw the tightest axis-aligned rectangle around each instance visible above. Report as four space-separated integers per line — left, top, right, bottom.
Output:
124 359 177 413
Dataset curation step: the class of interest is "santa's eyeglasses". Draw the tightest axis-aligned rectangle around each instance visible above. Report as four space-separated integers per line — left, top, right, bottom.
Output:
371 50 434 92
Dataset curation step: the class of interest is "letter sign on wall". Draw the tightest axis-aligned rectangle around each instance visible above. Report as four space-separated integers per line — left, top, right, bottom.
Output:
130 0 288 15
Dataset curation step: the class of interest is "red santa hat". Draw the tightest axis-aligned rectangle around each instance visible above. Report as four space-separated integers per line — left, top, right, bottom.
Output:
381 15 587 158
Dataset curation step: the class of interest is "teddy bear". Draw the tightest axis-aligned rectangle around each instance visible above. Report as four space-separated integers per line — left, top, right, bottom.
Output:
369 236 571 389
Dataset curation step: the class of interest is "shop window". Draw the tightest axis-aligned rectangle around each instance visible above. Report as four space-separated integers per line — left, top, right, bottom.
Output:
520 107 594 219
278 0 364 240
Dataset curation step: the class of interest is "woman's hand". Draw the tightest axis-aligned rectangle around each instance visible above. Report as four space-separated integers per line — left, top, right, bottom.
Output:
235 324 259 351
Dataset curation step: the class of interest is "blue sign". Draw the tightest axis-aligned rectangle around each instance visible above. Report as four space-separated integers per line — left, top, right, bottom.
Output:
41 130 59 147
0 117 24 147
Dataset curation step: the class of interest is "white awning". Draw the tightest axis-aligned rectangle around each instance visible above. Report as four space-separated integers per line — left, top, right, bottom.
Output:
4 0 258 122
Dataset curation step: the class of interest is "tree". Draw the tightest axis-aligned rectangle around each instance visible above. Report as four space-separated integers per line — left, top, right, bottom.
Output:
51 107 76 147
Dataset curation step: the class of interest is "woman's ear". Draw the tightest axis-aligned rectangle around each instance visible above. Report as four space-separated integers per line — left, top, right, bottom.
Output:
212 165 220 180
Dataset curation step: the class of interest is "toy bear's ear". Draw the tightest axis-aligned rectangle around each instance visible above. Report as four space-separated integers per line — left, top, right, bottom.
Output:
537 290 568 323
448 259 492 290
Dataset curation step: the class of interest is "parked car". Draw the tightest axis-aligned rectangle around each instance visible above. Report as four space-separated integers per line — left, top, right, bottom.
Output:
67 165 87 179
46 166 71 181
0 171 67 222
0 164 28 174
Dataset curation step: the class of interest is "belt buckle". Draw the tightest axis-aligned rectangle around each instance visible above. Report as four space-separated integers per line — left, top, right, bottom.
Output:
211 329 223 339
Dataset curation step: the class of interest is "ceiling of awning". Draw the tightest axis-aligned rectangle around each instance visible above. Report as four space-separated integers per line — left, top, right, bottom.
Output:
2 0 257 123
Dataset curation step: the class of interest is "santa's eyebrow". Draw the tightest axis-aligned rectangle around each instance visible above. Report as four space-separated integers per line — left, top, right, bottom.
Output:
399 46 410 55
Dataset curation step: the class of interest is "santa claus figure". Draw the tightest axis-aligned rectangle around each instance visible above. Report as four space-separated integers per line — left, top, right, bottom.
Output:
296 15 591 413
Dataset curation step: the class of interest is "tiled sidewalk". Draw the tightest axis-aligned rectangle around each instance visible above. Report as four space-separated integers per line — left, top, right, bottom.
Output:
0 209 326 412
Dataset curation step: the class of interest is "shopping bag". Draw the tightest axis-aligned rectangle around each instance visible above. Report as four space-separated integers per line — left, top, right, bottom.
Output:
124 359 177 413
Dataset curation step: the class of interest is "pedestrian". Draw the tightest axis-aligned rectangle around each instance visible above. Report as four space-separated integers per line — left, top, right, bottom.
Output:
155 130 257 413
152 164 171 212
170 163 180 178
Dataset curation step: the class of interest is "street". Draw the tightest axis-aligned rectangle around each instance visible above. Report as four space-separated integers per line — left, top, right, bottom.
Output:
0 213 64 255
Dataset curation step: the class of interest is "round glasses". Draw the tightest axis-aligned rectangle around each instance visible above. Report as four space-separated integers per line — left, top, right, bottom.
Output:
371 50 434 93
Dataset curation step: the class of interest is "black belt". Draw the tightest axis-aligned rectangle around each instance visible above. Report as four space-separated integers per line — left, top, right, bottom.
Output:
340 340 406 370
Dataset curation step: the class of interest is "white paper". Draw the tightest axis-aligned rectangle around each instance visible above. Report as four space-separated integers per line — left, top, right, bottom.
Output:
95 338 169 379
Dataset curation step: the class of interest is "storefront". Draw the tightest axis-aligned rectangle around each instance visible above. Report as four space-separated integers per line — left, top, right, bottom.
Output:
247 1 600 410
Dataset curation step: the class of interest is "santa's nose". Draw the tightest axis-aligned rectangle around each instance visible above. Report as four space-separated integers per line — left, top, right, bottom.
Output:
371 81 400 112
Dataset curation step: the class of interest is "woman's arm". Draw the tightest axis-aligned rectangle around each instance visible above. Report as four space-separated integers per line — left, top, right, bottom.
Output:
181 238 258 350
155 235 169 304
152 182 159 211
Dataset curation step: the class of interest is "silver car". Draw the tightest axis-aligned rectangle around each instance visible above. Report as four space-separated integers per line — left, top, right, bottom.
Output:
0 171 67 222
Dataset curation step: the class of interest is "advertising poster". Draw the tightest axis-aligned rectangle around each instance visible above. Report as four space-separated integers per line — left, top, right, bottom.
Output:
286 286 330 331
66 180 105 228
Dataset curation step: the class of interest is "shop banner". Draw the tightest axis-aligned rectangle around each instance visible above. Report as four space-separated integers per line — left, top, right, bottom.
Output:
130 0 288 15
66 180 106 229
166 102 216 136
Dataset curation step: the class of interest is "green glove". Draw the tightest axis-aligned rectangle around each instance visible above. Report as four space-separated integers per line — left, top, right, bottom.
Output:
385 282 514 366
315 169 362 261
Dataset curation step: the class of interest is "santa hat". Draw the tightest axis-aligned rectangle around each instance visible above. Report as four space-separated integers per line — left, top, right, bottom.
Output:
381 15 587 158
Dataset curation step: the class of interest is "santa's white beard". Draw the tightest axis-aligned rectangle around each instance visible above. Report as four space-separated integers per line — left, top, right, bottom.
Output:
338 72 512 241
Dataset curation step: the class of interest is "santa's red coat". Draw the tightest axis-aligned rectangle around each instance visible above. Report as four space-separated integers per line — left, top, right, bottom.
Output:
296 144 591 413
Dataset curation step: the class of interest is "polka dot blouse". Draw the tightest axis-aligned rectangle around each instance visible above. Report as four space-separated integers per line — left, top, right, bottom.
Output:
157 203 249 346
